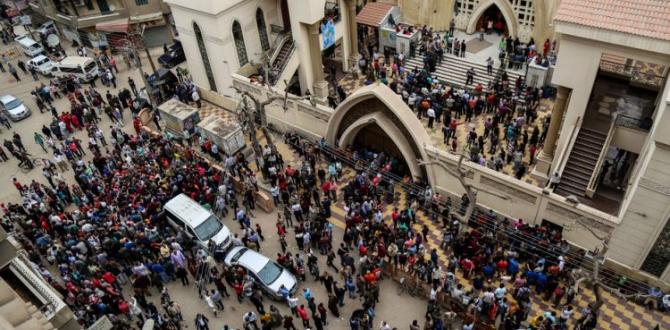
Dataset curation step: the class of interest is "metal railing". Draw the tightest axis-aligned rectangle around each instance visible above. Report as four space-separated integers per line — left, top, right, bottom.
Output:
599 59 667 87
615 114 652 131
587 115 617 193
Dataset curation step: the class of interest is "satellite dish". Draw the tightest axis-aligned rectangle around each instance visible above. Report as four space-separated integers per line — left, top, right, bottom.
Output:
46 34 60 48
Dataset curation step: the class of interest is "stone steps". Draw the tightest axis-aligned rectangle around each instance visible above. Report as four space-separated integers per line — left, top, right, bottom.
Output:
555 127 608 197
405 53 525 91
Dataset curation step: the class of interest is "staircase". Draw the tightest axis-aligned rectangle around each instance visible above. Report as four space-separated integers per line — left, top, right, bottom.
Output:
269 36 296 86
555 128 608 197
405 53 524 91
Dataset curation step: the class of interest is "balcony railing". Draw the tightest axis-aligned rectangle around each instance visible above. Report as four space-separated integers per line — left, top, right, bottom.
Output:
599 59 666 87
10 251 66 320
615 114 652 131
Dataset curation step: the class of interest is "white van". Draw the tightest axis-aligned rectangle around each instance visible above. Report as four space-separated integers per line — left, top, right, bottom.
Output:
27 55 55 75
163 194 234 252
52 56 99 82
14 35 44 57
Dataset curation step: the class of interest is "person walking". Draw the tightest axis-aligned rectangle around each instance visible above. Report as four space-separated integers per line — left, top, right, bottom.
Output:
34 132 47 152
243 311 259 330
194 313 210 330
12 132 26 153
128 77 137 95
0 145 8 161
8 63 20 82
465 67 475 85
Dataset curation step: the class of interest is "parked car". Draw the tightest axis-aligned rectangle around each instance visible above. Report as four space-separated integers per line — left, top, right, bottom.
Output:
158 41 186 68
224 246 298 300
0 95 31 121
35 21 56 36
27 54 55 75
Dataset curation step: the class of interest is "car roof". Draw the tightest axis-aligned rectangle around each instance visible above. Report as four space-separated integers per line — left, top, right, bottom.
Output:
0 95 17 104
30 55 48 62
228 247 269 273
163 193 212 227
59 56 92 66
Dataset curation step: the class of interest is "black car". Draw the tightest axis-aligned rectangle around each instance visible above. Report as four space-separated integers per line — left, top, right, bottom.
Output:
158 41 186 68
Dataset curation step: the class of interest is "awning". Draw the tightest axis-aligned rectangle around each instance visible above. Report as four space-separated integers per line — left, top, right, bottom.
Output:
356 2 394 27
95 18 129 33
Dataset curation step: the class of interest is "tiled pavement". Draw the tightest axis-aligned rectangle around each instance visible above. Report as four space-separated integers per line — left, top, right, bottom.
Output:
194 89 670 329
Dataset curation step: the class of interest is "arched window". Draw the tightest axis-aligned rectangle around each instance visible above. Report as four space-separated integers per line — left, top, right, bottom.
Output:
256 9 270 51
232 21 249 66
193 22 217 92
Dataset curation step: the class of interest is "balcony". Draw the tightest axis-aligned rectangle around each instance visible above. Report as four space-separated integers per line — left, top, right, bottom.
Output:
55 8 129 28
0 253 67 323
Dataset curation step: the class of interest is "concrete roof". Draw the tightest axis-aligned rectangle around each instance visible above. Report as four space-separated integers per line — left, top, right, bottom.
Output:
356 2 393 27
554 0 670 41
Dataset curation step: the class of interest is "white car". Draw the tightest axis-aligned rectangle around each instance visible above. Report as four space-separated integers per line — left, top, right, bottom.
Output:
27 55 55 75
224 247 298 300
35 21 56 35
0 95 31 121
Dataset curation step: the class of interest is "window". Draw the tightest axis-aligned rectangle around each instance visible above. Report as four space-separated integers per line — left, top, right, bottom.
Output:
193 215 223 241
454 0 477 16
193 22 217 91
511 0 535 27
135 0 149 5
232 20 248 66
256 9 270 51
257 261 283 284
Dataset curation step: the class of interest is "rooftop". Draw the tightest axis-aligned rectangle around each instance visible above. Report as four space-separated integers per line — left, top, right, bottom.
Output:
356 2 394 27
554 0 670 41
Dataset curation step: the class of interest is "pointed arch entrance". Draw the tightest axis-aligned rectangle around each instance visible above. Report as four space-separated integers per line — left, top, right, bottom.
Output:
466 0 518 38
326 84 435 184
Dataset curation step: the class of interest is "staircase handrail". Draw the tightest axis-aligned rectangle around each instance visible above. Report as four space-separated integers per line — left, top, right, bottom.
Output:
269 40 296 86
268 32 290 66
587 114 617 192
553 116 582 179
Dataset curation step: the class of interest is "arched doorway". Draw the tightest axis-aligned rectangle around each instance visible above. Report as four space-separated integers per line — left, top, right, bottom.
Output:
256 8 270 51
326 84 435 183
477 5 508 36
466 0 517 38
193 22 217 91
232 21 249 66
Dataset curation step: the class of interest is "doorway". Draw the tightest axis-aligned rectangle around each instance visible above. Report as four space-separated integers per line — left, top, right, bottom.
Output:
477 5 508 36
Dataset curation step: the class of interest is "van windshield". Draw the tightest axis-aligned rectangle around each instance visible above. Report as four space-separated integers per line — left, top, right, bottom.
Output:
84 62 96 73
194 215 223 241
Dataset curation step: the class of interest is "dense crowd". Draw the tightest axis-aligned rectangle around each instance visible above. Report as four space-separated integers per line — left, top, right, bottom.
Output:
355 27 555 181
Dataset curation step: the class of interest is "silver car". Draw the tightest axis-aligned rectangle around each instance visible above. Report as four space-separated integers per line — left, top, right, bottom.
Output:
224 246 297 300
0 95 31 121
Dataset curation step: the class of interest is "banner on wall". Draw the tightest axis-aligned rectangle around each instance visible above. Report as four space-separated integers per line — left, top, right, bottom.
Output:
321 19 335 49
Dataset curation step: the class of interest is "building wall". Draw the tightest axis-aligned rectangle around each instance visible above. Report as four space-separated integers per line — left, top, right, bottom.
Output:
166 0 282 95
398 0 557 43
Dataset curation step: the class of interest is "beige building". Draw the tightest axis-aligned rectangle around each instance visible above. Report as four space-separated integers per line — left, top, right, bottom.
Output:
164 0 359 100
392 0 559 43
29 0 173 48
172 0 670 286
0 227 80 330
